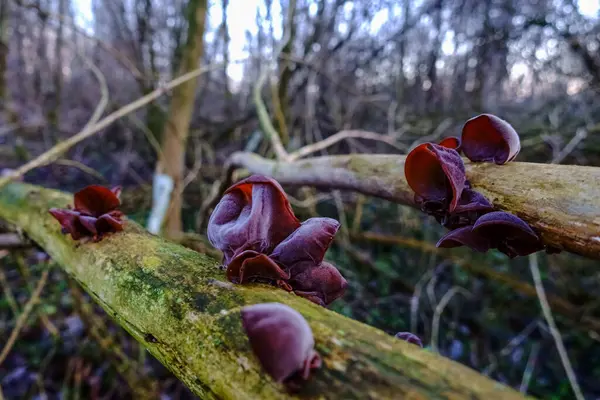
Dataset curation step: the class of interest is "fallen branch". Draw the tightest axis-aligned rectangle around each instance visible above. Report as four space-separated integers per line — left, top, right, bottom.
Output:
0 233 31 249
287 129 406 161
0 182 526 399
0 63 225 190
206 151 600 260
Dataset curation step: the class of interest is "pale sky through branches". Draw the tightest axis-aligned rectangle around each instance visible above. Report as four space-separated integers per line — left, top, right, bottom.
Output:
72 0 600 83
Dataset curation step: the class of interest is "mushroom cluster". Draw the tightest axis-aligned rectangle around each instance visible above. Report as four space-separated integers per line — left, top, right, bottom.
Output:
405 113 548 258
49 185 125 242
207 175 348 306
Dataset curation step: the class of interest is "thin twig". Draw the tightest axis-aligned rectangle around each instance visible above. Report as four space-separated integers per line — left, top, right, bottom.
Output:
0 251 20 314
252 0 297 162
431 286 472 353
54 159 107 181
0 63 225 190
482 319 540 376
0 268 49 366
74 45 109 130
551 128 587 164
287 193 332 208
407 118 453 150
519 342 541 394
287 129 406 161
13 0 146 80
254 69 289 161
124 111 164 159
410 268 434 334
528 253 584 400
0 233 31 249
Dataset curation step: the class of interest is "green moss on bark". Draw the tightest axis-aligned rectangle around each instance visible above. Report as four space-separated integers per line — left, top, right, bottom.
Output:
0 183 529 400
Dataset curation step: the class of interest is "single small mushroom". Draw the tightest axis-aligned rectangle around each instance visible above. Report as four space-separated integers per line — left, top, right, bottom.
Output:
405 143 466 213
394 332 423 348
49 185 124 241
241 302 321 388
461 114 521 165
438 136 461 151
472 211 544 258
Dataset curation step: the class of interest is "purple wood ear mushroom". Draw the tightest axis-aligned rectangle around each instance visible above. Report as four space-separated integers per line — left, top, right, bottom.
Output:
438 136 461 151
207 176 347 306
437 211 544 258
405 143 466 213
394 332 423 347
207 175 301 265
49 185 124 241
241 302 321 388
461 114 521 164
472 211 544 258
436 225 491 253
288 261 348 306
270 218 347 306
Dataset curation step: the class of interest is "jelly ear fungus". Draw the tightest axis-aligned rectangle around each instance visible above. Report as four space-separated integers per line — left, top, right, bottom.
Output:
241 303 321 389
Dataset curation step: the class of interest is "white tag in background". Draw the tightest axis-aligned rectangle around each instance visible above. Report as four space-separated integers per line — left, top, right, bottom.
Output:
147 173 174 234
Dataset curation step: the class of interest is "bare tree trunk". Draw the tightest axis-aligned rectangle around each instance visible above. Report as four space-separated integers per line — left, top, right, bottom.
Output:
221 0 231 117
396 0 410 106
426 0 444 112
49 0 66 129
274 0 297 146
156 0 208 237
0 0 8 103
212 152 600 260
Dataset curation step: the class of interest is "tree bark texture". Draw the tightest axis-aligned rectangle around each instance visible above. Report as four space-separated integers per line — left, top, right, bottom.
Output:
0 182 527 400
225 152 600 260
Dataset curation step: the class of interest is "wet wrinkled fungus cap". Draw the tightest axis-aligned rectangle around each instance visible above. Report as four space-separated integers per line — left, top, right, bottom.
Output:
437 211 544 258
405 115 545 259
405 143 466 213
207 175 301 265
49 185 124 241
472 211 544 258
207 175 347 306
241 302 321 388
226 250 290 284
461 114 521 165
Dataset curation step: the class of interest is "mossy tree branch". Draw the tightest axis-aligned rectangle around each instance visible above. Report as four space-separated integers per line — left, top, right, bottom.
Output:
217 152 600 260
0 183 526 400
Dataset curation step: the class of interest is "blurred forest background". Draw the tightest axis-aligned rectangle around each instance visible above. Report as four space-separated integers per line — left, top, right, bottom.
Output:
1 0 600 398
